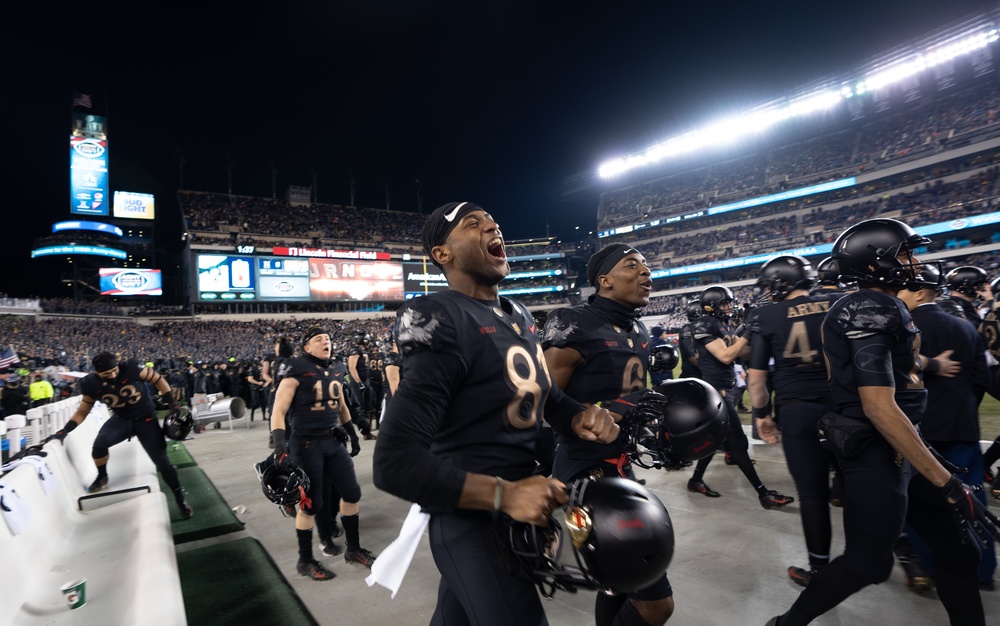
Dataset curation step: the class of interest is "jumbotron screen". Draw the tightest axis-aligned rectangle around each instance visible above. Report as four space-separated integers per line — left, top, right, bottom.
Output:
195 252 406 302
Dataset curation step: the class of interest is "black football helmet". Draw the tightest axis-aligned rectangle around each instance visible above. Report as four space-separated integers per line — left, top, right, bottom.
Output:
648 343 679 373
564 477 675 593
699 285 735 318
757 255 816 302
685 299 702 322
831 218 937 292
945 266 988 299
815 257 841 286
162 406 193 441
619 379 728 471
260 462 310 510
917 264 944 292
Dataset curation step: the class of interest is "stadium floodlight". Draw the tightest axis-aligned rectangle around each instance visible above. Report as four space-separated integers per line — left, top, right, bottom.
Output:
597 22 1000 180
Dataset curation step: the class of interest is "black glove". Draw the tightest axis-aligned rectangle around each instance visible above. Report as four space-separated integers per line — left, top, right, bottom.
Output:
271 429 290 470
942 475 1000 547
343 421 361 457
333 425 349 445
605 389 669 426
357 381 367 392
735 315 761 341
162 392 180 412
48 420 78 445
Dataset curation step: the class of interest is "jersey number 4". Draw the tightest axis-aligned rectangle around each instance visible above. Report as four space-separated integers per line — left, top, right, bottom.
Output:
783 321 818 365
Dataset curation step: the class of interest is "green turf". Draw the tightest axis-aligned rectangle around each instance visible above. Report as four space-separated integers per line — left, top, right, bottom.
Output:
166 440 198 468
177 537 319 626
160 466 245 543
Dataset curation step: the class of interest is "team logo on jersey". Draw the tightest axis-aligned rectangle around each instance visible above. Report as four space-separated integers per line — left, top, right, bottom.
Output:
613 325 622 334
627 338 633 348
512 323 520 334
324 371 329 377
493 307 504 318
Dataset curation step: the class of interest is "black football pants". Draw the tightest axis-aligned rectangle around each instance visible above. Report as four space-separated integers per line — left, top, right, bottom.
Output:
428 513 547 626
92 414 181 495
778 435 983 626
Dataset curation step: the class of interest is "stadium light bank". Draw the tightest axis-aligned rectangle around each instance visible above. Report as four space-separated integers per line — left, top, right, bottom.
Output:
597 26 1000 180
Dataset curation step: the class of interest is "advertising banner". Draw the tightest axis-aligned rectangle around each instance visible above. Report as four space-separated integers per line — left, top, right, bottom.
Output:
70 136 109 216
308 258 403 301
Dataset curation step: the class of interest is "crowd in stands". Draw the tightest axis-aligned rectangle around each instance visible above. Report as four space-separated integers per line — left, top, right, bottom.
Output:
600 79 1000 230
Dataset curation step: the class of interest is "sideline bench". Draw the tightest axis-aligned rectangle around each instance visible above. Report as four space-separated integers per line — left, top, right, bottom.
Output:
0 451 185 625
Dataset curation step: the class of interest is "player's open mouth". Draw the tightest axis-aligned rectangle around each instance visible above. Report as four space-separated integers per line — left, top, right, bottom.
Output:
487 237 506 260
640 281 652 292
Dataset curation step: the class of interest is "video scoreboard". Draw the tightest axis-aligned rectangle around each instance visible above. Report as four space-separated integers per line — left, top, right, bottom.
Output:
194 246 448 302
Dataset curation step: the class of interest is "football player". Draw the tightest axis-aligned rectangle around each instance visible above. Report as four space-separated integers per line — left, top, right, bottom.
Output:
687 285 794 508
373 201 618 625
542 243 674 626
269 327 375 581
768 218 998 626
49 352 192 519
677 300 702 379
747 255 838 586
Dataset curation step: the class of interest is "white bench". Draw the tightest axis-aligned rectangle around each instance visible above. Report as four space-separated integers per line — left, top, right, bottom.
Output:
0 458 185 625
57 402 161 511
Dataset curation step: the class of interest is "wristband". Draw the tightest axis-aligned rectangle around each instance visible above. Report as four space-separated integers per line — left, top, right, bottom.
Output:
751 407 769 420
493 477 504 512
271 428 286 453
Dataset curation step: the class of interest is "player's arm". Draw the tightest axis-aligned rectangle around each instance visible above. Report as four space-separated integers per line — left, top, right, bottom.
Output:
139 366 172 397
859 386 950 487
347 354 362 383
260 360 272 386
50 393 96 442
385 364 400 396
542 345 584 391
703 336 749 364
747 368 778 443
337 384 352 425
269 376 299 433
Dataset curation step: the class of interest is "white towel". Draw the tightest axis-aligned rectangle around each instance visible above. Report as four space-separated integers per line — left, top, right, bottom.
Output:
0 482 31 535
3 456 58 496
365 503 430 598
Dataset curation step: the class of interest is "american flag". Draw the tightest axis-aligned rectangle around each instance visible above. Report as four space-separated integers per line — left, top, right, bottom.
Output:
0 346 20 369
72 92 92 109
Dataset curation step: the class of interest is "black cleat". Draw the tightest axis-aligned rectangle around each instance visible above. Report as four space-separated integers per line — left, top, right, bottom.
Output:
363 433 377 441
296 559 336 581
787 566 817 587
687 479 721 498
87 475 109 493
344 548 376 569
760 490 794 509
320 538 342 557
177 499 194 520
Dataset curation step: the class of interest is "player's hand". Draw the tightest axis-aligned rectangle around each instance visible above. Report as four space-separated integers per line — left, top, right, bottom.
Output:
272 448 290 471
502 475 568 526
572 405 619 443
942 475 1000 546
933 350 960 377
755 415 779 444
350 439 361 457
605 389 668 426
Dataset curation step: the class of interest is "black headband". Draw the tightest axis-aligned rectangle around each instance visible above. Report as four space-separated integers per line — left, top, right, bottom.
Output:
92 351 118 373
587 244 638 287
422 202 483 266
302 326 328 346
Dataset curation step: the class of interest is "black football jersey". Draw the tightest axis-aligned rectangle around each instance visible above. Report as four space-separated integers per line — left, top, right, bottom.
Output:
979 301 1000 361
542 304 650 470
678 322 702 379
748 294 838 402
691 315 737 388
381 351 402 401
282 355 346 431
79 359 155 420
395 290 555 479
348 346 370 383
822 290 927 423
937 296 981 323
368 350 384 386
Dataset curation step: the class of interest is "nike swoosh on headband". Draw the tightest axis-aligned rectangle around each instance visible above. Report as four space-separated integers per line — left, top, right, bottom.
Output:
443 202 468 222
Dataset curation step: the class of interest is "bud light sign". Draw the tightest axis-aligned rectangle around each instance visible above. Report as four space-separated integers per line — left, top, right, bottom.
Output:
113 191 155 220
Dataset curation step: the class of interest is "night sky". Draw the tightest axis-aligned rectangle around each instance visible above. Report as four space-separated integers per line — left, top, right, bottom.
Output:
4 1 995 298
